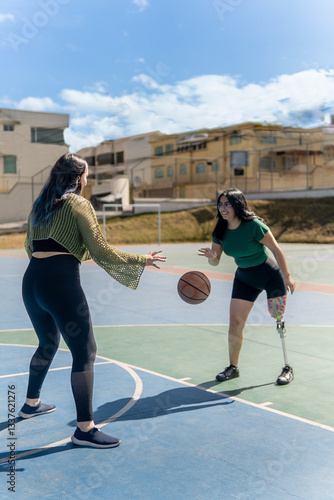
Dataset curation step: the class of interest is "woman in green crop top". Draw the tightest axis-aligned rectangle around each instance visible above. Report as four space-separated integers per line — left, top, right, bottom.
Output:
199 188 295 386
19 153 166 449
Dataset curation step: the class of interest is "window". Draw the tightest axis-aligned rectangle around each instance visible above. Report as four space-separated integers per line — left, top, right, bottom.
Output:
230 131 241 145
180 164 187 176
4 156 17 174
259 156 275 170
196 162 206 174
259 134 276 144
230 151 249 168
85 156 96 166
154 146 163 156
155 168 164 178
116 151 124 164
165 144 173 154
97 153 114 165
176 141 207 153
31 127 65 145
282 155 297 170
167 166 174 177
211 160 219 172
192 142 206 151
3 124 14 131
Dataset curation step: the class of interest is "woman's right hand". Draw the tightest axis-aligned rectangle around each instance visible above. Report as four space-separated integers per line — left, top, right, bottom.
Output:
145 250 166 269
198 247 217 260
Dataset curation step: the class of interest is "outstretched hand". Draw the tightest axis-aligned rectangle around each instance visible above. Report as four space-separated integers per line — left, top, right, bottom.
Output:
198 247 217 260
145 250 167 269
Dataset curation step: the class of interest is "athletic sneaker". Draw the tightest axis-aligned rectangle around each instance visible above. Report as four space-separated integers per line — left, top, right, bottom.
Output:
18 402 56 419
276 365 294 385
71 427 121 449
216 365 240 382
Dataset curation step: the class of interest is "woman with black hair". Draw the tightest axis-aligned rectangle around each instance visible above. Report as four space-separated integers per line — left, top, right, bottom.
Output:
199 188 295 385
19 153 166 449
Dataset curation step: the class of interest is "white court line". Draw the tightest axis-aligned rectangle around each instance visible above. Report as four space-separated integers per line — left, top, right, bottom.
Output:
123 361 334 433
1 324 334 333
0 329 333 467
5 342 329 434
87 323 334 328
0 346 143 464
0 361 113 379
0 329 35 333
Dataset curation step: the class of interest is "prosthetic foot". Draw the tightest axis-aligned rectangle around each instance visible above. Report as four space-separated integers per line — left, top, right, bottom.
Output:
268 296 294 385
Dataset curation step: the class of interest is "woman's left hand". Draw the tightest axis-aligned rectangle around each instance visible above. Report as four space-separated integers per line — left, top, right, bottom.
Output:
284 275 296 294
146 250 167 269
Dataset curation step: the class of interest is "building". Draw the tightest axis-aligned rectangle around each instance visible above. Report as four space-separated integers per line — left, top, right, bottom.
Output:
0 108 69 223
77 131 159 208
147 123 332 199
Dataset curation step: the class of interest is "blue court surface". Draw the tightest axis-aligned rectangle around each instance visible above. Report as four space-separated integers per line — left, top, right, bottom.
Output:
0 243 334 499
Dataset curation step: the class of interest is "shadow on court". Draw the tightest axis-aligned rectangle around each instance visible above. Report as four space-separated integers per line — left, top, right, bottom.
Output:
77 386 235 426
0 443 73 466
198 379 275 396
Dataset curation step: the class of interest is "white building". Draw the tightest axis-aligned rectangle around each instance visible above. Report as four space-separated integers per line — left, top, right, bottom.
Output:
0 108 69 223
77 131 160 208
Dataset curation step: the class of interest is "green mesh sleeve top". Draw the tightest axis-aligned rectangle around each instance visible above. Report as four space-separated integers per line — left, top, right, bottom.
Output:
25 194 146 290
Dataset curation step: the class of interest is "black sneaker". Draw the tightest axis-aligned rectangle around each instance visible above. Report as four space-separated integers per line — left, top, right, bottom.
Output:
216 365 240 382
71 427 121 449
276 365 294 385
18 402 56 419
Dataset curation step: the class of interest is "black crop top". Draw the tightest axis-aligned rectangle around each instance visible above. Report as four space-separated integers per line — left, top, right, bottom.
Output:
32 238 70 253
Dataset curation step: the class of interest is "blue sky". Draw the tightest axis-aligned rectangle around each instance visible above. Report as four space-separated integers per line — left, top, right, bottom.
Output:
1 0 334 151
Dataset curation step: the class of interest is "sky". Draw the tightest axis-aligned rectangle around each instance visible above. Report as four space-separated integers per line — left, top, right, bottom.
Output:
1 0 334 152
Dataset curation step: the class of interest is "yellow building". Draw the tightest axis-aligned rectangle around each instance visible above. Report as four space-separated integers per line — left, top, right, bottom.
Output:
146 123 330 199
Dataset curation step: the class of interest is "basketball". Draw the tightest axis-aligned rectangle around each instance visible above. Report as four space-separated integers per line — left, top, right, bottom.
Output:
177 271 211 305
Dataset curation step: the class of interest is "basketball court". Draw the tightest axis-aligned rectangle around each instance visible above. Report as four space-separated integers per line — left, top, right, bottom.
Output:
0 243 334 499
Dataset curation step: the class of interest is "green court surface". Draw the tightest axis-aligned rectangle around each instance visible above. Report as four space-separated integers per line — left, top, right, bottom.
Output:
1 242 334 433
1 322 333 430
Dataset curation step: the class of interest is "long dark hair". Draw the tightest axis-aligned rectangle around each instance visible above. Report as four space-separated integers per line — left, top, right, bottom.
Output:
212 188 263 240
31 153 88 227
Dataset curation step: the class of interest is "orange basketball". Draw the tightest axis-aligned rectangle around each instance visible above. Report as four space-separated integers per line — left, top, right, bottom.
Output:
177 271 211 305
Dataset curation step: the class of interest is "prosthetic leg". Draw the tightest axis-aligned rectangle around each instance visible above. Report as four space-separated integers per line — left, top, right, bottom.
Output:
267 296 294 385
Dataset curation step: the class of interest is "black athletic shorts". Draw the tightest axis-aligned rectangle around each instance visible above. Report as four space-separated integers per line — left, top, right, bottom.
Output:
232 257 286 302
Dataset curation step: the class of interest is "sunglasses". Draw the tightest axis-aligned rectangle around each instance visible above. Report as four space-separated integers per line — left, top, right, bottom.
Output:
217 202 232 209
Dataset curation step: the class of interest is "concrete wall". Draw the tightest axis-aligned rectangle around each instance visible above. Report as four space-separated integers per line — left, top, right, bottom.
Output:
0 180 45 223
0 108 69 222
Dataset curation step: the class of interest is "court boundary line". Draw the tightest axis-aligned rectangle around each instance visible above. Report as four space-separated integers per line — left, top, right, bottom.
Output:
123 361 334 433
0 345 143 464
2 323 334 333
1 342 333 438
0 361 113 379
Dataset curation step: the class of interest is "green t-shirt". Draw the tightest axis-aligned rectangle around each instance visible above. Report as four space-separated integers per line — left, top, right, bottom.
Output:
212 219 269 268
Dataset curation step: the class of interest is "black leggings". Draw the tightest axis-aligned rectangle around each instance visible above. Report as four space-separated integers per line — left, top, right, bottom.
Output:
22 255 97 422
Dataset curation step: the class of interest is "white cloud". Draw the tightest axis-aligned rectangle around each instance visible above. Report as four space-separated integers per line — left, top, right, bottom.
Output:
0 13 14 23
7 69 334 152
16 97 60 112
84 81 109 94
132 0 149 12
62 69 334 150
